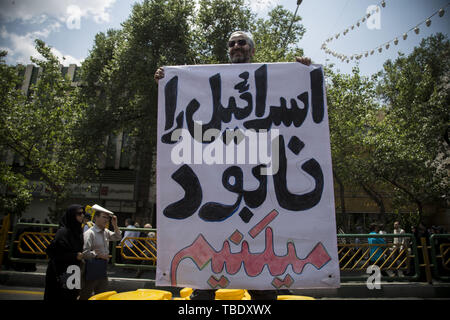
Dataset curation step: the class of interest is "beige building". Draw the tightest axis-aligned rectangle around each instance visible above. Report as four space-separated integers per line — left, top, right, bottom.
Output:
2 63 156 226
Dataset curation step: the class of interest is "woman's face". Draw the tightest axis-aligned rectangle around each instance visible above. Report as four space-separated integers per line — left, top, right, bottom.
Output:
75 209 85 224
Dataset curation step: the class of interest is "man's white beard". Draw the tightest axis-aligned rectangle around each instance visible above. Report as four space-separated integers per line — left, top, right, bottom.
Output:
230 51 250 63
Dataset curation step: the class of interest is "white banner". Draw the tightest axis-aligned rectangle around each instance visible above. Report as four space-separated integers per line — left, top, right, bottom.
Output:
156 62 340 290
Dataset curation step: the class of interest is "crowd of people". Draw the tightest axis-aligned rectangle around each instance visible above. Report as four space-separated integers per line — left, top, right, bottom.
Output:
3 204 449 300
40 204 157 301
338 220 449 280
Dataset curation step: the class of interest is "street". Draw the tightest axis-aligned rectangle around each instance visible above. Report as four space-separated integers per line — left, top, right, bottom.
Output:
0 284 448 300
0 285 44 300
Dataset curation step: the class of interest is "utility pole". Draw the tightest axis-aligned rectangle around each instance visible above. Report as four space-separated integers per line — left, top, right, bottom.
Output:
280 0 303 57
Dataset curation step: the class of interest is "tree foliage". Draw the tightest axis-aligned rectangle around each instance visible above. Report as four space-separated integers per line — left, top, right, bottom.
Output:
252 5 305 63
194 0 254 64
0 41 89 216
327 33 449 226
326 66 389 220
369 33 450 219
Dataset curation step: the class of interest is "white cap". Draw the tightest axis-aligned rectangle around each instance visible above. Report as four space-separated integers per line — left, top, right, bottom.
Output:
91 204 114 216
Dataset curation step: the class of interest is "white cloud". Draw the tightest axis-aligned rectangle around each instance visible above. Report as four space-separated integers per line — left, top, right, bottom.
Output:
50 46 83 65
1 25 82 65
246 0 276 15
0 0 110 65
0 0 116 25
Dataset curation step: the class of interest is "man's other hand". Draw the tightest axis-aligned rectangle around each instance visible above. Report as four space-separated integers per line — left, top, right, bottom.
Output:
154 67 165 83
295 56 312 66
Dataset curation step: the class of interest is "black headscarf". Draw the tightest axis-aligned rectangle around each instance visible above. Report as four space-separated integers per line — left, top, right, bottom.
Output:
45 204 85 300
60 204 84 235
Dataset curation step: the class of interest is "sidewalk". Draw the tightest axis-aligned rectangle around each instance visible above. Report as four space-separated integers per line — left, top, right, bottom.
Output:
1 262 449 299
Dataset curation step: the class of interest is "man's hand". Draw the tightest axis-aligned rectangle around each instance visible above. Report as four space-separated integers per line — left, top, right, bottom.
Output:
295 56 312 66
111 215 118 228
154 67 165 83
98 253 109 261
95 250 109 261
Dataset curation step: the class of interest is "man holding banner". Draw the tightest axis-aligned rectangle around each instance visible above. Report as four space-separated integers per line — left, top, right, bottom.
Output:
154 31 340 300
154 31 311 82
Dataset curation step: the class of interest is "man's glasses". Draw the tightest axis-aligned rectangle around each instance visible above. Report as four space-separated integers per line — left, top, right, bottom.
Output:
228 39 247 48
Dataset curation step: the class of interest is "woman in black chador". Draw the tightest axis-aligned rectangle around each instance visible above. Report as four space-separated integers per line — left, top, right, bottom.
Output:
44 204 85 300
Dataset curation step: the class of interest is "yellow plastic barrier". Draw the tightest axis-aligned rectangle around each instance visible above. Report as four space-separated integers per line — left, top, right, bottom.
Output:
136 289 172 300
215 289 245 300
277 295 315 300
180 287 193 299
89 289 172 300
176 288 250 300
88 291 117 300
0 214 11 270
88 288 314 300
242 290 251 300
107 289 172 300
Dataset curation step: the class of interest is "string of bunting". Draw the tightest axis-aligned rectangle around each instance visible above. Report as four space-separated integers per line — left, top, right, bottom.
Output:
323 0 388 45
321 1 449 63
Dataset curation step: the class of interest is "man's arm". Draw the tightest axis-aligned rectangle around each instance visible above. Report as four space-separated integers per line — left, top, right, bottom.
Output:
107 215 122 241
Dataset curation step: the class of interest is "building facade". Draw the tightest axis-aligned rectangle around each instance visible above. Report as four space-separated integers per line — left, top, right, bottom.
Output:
2 63 156 227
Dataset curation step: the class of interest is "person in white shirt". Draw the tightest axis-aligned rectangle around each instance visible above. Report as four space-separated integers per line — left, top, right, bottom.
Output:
82 213 93 233
393 221 406 250
79 210 122 300
121 218 141 263
121 218 141 249
378 223 387 235
392 221 406 276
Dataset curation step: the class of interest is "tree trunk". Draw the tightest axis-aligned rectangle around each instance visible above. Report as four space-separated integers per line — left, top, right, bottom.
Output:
360 182 386 214
334 172 346 214
135 143 153 225
382 177 423 223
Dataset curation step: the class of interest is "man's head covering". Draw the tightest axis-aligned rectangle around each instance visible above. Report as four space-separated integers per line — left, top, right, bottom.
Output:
60 204 84 234
229 31 255 50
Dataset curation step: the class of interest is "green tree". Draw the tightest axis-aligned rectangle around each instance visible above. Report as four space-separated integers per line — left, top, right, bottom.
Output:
370 33 450 221
326 66 389 230
252 5 306 63
0 51 31 216
194 0 254 64
78 0 308 223
193 1 306 64
75 29 124 161
79 0 196 221
0 41 89 218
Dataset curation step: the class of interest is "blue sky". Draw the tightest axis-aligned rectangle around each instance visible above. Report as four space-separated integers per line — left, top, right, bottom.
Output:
0 0 448 76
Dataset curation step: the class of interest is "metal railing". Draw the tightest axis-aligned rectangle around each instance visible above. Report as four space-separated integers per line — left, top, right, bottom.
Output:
111 227 157 270
7 222 57 264
2 221 449 282
430 234 450 281
337 233 420 281
0 214 11 270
